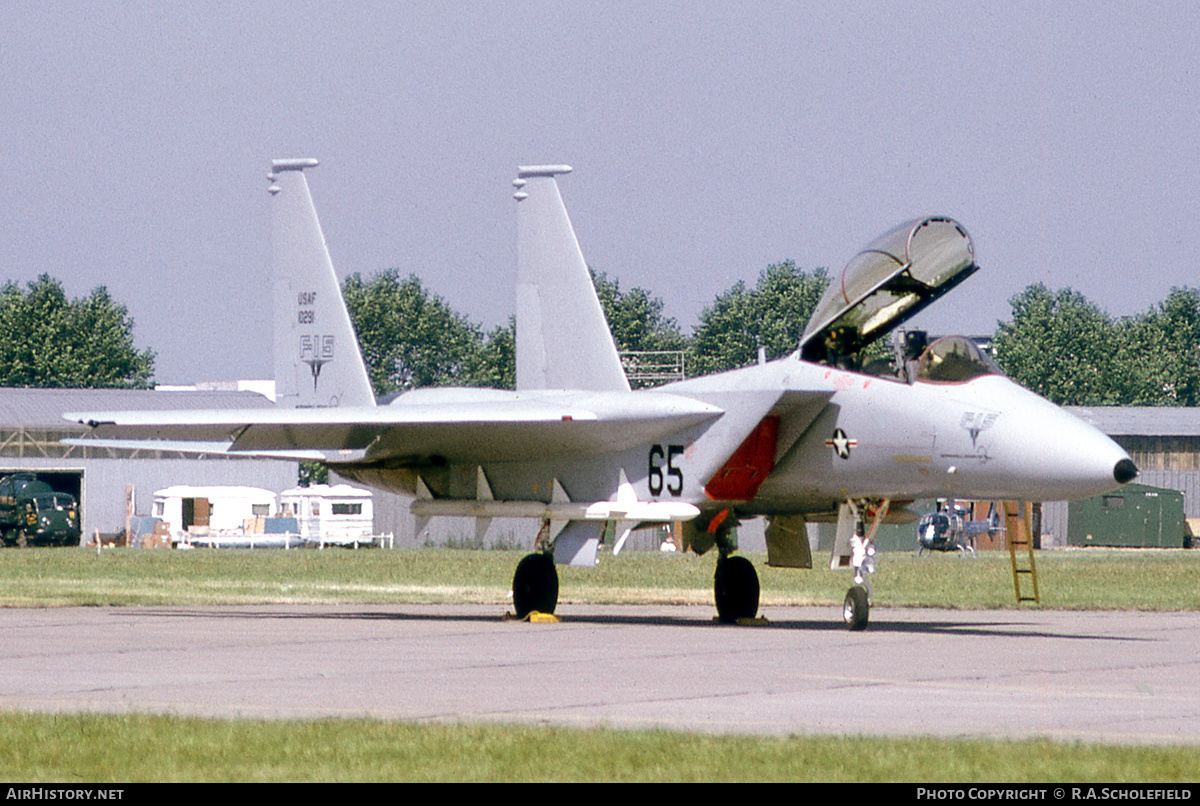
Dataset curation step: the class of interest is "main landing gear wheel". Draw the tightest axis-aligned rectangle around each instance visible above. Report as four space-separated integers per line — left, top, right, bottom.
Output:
714 555 759 623
512 553 558 619
843 585 869 631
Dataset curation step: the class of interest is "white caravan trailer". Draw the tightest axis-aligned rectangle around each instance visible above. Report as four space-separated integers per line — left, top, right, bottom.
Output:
153 485 277 542
278 484 375 546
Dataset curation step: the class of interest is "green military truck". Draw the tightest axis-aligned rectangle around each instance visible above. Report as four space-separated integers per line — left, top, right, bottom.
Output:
0 472 81 547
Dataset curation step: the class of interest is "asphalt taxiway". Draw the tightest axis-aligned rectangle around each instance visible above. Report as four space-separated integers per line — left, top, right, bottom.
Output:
1 604 1197 744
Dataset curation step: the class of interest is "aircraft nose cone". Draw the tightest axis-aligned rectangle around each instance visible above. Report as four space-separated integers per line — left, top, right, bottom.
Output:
963 377 1139 500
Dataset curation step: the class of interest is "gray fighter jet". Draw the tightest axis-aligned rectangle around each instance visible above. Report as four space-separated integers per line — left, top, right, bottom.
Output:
66 160 1137 629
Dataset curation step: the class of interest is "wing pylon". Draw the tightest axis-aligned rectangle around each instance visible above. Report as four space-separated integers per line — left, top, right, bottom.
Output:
409 470 700 522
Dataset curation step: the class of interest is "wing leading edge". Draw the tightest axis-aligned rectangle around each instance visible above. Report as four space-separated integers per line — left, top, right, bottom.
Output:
65 388 722 465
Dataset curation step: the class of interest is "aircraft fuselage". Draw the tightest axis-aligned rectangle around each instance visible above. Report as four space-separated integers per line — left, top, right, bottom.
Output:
332 352 1133 522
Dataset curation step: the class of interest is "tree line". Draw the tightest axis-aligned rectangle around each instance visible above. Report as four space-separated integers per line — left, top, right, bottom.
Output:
2 268 1197 408
0 275 153 389
995 285 1200 406
341 267 1200 408
339 262 831 396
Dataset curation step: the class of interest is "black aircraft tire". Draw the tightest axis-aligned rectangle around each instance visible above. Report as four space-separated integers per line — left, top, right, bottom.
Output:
844 585 869 631
512 553 558 618
714 555 760 623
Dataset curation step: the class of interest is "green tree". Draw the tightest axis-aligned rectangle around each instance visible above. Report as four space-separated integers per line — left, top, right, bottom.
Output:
590 270 687 388
688 261 829 376
1116 287 1200 406
341 271 485 397
468 319 516 390
298 460 329 487
0 275 154 388
590 270 686 353
992 284 1127 406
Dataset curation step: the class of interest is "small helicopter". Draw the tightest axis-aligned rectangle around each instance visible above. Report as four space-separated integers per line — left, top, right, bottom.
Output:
916 500 1002 556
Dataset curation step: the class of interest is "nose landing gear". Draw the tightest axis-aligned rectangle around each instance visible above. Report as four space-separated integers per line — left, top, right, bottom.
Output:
835 499 886 630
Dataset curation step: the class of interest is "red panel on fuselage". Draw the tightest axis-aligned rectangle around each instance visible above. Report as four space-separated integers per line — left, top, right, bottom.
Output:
704 416 780 501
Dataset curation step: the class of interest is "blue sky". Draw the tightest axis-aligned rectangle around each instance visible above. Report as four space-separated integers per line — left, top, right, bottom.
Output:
3 2 1198 383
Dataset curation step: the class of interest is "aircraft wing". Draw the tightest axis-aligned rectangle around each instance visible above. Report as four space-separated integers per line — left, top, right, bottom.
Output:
57 437 333 462
64 389 723 465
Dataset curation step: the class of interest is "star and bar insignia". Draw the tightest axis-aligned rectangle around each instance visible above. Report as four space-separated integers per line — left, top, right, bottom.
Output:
826 428 857 459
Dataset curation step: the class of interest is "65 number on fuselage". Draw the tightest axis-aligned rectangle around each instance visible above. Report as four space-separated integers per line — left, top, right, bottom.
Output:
648 444 684 497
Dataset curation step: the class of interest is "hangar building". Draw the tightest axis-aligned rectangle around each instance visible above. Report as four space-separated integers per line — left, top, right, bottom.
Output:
1067 406 1200 509
0 387 298 540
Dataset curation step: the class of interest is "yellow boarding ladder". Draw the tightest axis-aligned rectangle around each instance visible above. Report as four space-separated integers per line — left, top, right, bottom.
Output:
1003 501 1039 604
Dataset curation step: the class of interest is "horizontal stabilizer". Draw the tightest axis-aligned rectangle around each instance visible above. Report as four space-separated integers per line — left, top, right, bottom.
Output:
58 437 330 462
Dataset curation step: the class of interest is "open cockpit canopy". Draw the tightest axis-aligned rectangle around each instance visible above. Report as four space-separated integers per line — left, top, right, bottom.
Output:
799 217 977 364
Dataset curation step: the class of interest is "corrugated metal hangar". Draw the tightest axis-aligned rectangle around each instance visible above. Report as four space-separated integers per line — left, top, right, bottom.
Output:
0 387 297 540
1068 406 1200 509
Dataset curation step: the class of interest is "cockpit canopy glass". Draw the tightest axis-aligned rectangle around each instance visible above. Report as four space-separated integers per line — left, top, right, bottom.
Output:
915 336 1002 382
799 217 977 363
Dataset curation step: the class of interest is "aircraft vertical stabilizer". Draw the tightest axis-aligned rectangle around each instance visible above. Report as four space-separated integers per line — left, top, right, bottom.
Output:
268 159 376 408
514 166 630 392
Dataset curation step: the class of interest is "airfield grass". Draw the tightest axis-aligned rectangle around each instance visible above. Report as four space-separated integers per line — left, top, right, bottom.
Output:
2 545 1199 782
0 544 1197 610
2 712 1199 782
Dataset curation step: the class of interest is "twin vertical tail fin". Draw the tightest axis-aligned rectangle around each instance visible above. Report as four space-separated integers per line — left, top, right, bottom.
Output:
514 166 629 392
268 159 376 408
269 160 623 404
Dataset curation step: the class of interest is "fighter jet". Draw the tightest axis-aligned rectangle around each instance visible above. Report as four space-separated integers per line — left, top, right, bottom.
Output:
66 159 1137 629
